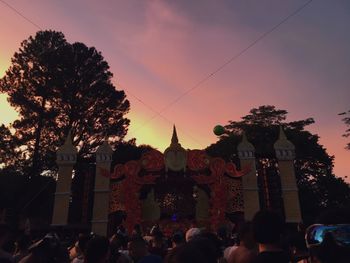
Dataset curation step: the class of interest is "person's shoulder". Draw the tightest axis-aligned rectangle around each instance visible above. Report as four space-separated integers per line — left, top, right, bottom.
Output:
224 245 237 260
72 257 84 263
228 246 256 263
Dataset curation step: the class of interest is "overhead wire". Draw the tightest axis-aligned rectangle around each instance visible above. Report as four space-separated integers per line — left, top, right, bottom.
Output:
1 0 314 212
0 0 314 146
130 0 313 133
0 0 42 30
120 85 205 148
0 0 205 148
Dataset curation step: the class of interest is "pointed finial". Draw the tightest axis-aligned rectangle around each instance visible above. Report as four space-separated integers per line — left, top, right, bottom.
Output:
64 130 73 146
274 126 295 159
58 130 77 153
96 139 113 163
56 130 77 164
96 139 113 154
164 124 187 171
279 126 287 140
237 131 255 158
171 125 179 145
242 132 248 143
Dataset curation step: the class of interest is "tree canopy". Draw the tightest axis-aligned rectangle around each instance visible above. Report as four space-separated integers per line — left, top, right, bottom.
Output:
0 30 130 175
0 125 24 171
112 139 155 167
339 110 350 149
206 105 350 223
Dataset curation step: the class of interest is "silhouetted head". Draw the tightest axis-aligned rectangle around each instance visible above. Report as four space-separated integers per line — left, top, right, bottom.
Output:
252 210 285 245
217 225 228 240
151 231 164 247
85 236 110 263
195 232 223 260
185 228 201 242
128 237 148 262
166 242 212 263
172 232 185 247
28 233 69 263
132 224 143 237
110 233 127 250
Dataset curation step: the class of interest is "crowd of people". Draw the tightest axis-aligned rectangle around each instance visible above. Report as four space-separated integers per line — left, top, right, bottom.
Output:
0 209 349 263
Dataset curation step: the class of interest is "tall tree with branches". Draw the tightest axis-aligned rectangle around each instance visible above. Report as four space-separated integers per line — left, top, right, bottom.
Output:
0 30 130 176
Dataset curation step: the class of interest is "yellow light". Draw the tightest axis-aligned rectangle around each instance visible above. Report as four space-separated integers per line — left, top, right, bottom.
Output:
0 94 19 126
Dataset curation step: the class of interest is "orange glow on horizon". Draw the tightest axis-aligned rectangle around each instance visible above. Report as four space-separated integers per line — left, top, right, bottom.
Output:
0 66 6 77
0 95 349 183
0 0 349 183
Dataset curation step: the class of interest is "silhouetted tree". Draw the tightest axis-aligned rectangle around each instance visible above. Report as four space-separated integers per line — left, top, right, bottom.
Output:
206 105 350 223
0 30 130 176
0 125 20 169
112 139 155 166
339 110 350 149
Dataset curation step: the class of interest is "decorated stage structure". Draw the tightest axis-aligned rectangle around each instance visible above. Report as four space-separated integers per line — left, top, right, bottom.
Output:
51 126 301 236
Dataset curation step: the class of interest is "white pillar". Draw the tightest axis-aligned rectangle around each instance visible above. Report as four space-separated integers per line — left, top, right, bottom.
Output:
274 126 302 223
92 141 113 236
237 133 260 221
52 132 77 226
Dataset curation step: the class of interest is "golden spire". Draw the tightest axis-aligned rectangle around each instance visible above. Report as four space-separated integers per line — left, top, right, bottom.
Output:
164 124 187 172
171 125 179 145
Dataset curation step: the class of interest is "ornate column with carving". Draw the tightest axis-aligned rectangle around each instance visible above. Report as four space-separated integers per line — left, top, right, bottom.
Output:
237 133 260 220
274 126 302 223
52 132 77 226
92 141 113 236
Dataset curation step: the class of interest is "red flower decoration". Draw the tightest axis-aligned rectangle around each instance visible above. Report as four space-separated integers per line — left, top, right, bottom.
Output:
226 162 251 178
141 150 164 171
187 150 210 171
210 158 226 177
124 160 141 178
110 164 125 179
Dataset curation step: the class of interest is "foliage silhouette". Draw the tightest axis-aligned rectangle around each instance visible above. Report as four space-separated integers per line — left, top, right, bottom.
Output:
0 30 130 176
206 105 350 223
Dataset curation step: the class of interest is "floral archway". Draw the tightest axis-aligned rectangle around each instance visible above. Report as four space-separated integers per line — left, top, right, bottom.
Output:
101 149 250 233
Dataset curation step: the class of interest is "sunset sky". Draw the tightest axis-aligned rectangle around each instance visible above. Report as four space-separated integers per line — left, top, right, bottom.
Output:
0 0 349 182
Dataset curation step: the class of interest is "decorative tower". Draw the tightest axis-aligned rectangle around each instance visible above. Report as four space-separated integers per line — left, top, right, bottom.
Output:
237 133 260 220
52 132 77 226
92 140 113 236
274 126 301 223
164 125 187 172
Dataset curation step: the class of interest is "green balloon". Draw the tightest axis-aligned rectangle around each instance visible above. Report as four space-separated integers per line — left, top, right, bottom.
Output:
213 125 225 136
